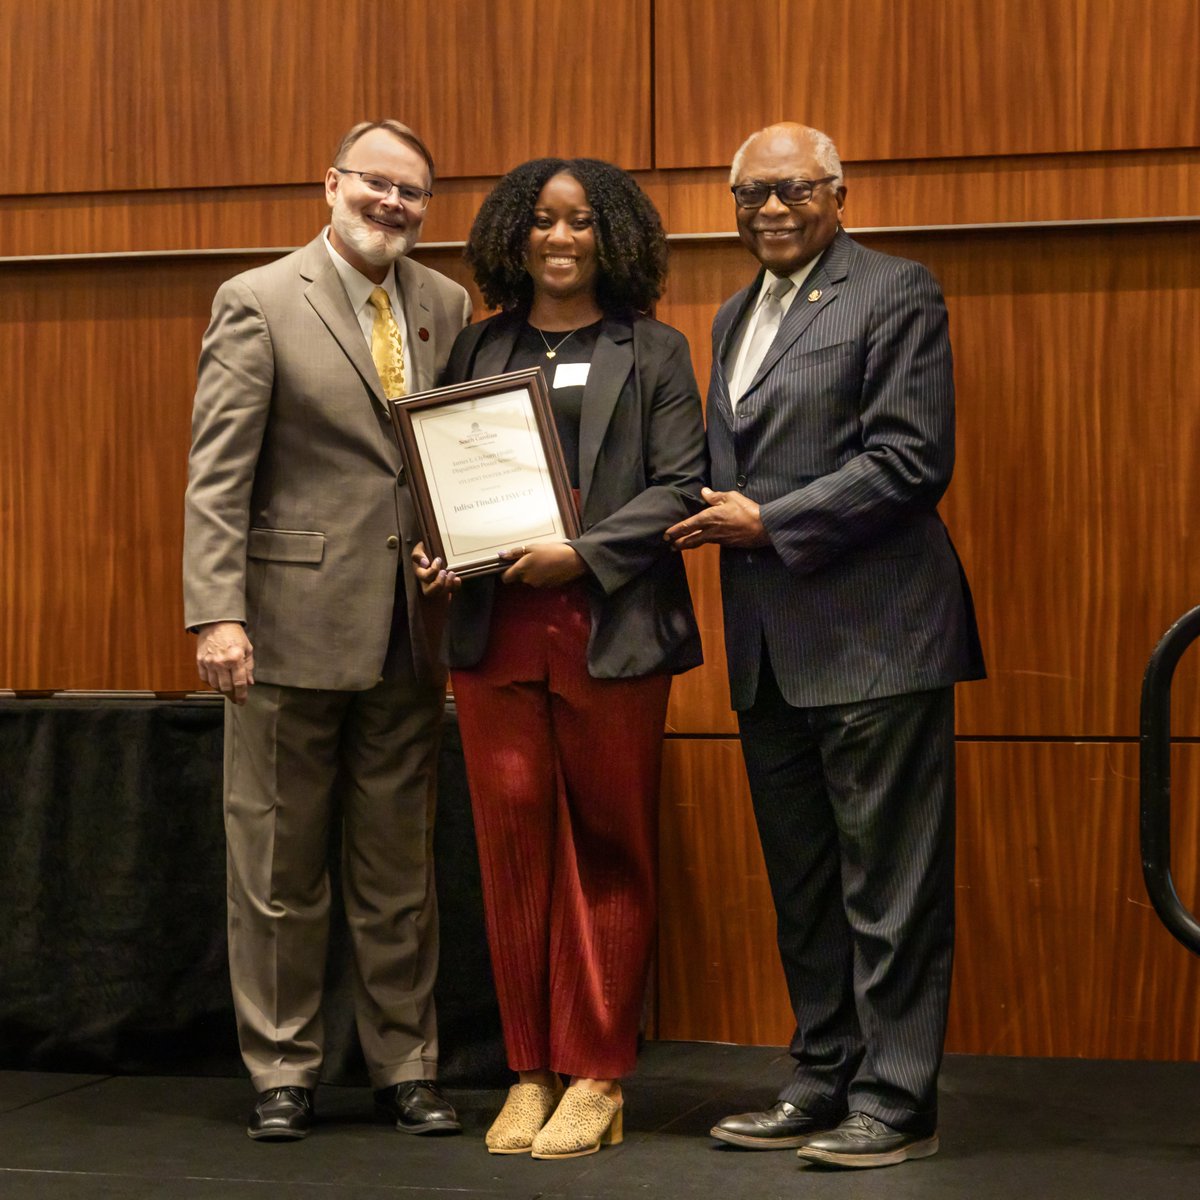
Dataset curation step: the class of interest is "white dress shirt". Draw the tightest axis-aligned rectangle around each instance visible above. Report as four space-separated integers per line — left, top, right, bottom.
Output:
727 254 822 404
322 229 410 358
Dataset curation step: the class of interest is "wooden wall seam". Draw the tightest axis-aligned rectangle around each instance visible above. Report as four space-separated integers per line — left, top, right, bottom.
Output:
7 212 1200 267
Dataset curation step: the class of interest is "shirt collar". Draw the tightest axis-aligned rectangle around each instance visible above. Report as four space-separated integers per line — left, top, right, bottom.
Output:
323 228 399 316
755 253 822 310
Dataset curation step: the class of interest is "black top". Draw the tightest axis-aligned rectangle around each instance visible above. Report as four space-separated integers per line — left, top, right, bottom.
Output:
506 319 602 488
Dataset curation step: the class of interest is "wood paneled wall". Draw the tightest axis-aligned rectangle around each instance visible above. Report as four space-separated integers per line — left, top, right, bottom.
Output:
3 1 1198 1061
0 0 649 194
655 0 1200 166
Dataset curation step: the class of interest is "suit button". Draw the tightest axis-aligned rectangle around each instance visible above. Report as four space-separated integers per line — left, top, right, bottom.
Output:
736 474 747 488
386 536 399 550
396 466 406 483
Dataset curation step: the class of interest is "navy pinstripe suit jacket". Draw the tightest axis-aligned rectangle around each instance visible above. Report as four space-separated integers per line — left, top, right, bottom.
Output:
709 229 985 710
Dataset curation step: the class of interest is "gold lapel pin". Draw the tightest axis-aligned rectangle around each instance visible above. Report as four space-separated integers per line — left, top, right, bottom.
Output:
807 288 822 303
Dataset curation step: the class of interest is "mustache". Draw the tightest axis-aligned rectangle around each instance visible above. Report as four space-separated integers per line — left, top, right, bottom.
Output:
366 211 406 231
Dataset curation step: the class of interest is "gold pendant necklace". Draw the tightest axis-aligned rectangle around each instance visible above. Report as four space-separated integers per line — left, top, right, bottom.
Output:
535 326 577 360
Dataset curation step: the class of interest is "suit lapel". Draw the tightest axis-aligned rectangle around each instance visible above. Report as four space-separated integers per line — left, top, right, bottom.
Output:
710 279 760 428
300 236 387 408
396 257 434 393
578 316 633 506
716 274 762 370
741 230 853 402
471 314 520 380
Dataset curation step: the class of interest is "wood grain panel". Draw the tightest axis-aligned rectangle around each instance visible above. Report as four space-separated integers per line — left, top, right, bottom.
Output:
0 257 276 690
652 0 781 173
655 242 756 400
949 740 1200 1059
5 150 1200 260
0 0 354 195
1076 0 1200 156
0 179 504 260
0 0 650 197
789 0 1076 163
390 0 651 177
655 0 1200 168
657 737 791 1044
665 546 736 735
658 738 1200 1059
660 150 1200 241
929 226 1200 738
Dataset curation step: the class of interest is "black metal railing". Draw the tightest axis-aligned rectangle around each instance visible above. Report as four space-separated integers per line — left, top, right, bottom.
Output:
1139 604 1200 956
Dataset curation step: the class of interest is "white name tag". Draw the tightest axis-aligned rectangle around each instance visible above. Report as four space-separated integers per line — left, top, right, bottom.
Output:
553 362 590 389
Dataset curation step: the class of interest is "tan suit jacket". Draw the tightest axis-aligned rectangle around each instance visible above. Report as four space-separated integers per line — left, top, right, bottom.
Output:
183 233 471 689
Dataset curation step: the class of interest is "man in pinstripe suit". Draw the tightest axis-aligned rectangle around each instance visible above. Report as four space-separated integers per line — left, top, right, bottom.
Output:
667 123 984 1169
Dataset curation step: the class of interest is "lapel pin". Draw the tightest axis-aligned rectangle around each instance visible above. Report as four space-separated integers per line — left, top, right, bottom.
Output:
418 327 430 341
807 288 822 303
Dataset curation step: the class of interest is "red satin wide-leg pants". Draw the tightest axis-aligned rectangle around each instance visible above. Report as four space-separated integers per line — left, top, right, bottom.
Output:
452 581 672 1080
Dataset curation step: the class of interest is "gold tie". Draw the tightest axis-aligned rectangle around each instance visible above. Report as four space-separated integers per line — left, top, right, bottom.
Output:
368 286 406 398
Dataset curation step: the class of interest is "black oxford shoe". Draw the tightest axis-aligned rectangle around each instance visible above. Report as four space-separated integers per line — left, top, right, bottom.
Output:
797 1111 938 1168
375 1081 462 1135
247 1086 314 1141
710 1100 841 1149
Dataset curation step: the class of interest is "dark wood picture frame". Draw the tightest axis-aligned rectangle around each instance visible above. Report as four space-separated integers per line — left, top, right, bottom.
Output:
388 367 581 578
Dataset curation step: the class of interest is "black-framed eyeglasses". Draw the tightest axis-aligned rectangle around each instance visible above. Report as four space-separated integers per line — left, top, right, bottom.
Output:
334 167 433 211
730 176 838 209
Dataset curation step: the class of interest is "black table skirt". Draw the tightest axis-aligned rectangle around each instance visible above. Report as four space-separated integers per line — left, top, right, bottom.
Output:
0 695 506 1088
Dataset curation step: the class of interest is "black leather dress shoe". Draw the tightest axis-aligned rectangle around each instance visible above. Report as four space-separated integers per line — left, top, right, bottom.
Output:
710 1100 841 1149
797 1111 938 1168
375 1081 462 1135
247 1086 314 1141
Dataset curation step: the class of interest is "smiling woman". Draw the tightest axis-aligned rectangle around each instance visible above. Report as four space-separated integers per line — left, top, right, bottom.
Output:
463 157 668 318
523 174 599 312
412 157 707 1161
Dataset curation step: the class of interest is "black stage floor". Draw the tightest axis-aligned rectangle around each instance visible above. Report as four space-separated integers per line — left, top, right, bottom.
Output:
1 1042 1197 1199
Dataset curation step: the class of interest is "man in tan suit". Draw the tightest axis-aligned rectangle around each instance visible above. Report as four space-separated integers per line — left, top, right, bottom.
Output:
183 120 471 1141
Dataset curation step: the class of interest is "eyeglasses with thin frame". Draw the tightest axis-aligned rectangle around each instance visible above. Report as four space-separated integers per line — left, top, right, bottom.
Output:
731 176 838 209
334 167 433 211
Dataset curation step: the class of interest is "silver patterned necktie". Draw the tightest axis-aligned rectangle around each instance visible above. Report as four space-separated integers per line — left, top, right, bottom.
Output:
732 275 794 407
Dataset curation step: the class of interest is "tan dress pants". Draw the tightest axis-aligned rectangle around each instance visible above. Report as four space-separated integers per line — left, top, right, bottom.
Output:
223 673 443 1092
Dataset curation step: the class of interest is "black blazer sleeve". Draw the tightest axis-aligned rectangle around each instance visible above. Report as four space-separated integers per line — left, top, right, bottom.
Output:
571 323 707 594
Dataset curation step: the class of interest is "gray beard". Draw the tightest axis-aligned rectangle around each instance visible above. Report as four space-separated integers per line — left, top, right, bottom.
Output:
331 206 414 267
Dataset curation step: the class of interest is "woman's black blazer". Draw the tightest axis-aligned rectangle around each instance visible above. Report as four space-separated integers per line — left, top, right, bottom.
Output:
440 310 707 678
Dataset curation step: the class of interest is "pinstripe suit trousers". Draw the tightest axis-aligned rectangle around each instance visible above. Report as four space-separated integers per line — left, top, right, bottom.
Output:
738 655 955 1133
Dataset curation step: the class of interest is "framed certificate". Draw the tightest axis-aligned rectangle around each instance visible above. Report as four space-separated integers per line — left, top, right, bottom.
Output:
389 367 581 578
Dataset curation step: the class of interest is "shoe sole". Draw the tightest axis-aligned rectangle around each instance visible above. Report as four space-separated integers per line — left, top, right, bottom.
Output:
798 1133 939 1168
710 1126 829 1150
530 1143 604 1160
375 1102 462 1136
393 1120 463 1135
246 1126 309 1142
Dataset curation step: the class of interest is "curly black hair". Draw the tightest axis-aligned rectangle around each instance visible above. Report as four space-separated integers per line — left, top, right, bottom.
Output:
464 158 668 315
